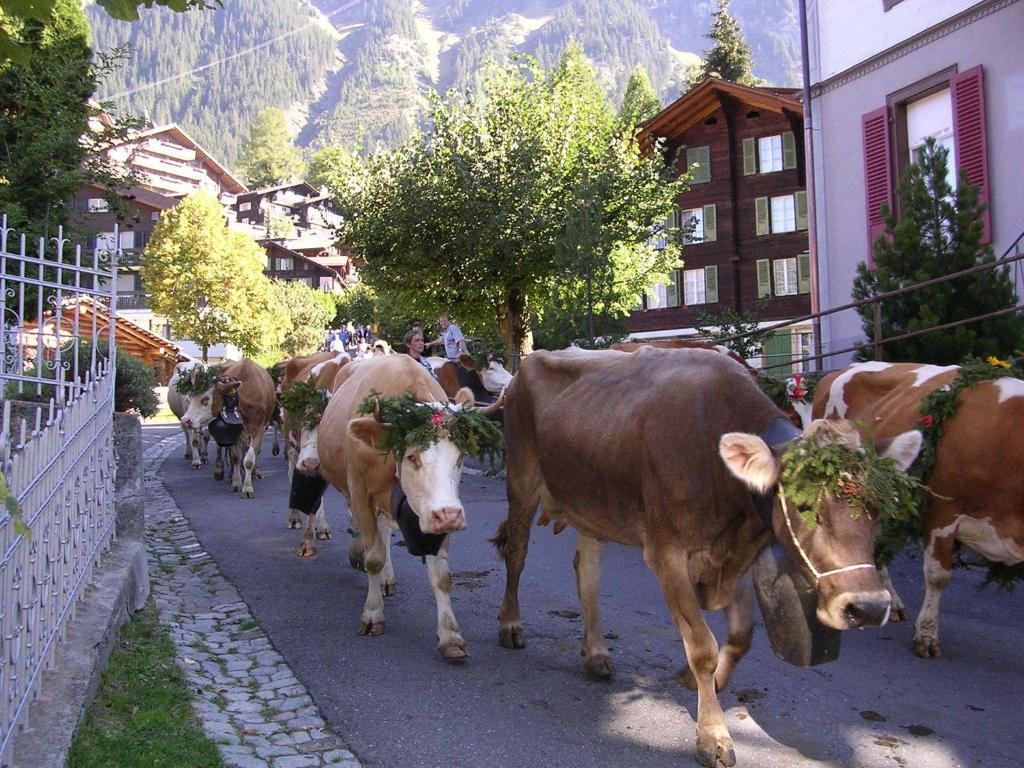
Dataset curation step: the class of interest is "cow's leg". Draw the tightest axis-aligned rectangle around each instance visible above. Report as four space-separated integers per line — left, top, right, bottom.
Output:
679 573 755 693
914 529 956 658
645 544 735 768
230 444 243 492
355 493 386 636
182 426 193 460
201 430 210 465
297 508 319 558
271 420 281 456
377 513 396 597
426 537 466 660
878 566 906 622
241 428 266 497
286 433 303 530
497 462 541 650
575 534 612 678
314 501 332 541
190 429 204 470
213 445 225 481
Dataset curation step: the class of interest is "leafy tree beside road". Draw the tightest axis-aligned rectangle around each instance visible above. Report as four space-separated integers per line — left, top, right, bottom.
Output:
141 192 284 361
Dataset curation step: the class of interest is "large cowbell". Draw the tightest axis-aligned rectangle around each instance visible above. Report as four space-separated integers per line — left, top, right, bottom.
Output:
390 486 446 558
209 391 244 447
753 541 841 667
289 469 328 515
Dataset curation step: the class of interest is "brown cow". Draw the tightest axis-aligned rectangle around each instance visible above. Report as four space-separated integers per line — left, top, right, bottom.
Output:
317 355 477 658
281 351 351 556
813 361 1024 658
180 359 277 498
495 347 922 767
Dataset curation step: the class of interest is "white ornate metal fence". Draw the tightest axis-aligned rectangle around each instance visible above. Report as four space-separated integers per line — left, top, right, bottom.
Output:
0 216 119 765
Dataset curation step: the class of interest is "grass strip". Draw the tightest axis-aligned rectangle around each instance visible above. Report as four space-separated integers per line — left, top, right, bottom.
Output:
67 600 225 768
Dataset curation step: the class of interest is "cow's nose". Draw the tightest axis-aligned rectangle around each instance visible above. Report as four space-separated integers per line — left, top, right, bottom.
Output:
181 418 193 429
299 457 320 474
844 596 891 628
430 507 465 533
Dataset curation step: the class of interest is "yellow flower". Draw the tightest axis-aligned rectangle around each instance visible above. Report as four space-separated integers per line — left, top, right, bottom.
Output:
987 356 1011 369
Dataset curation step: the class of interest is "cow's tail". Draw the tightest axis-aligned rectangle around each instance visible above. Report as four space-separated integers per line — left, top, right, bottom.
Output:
489 519 511 560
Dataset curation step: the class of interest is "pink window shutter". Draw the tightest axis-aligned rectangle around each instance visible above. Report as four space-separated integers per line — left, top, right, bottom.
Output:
862 107 892 267
952 65 991 244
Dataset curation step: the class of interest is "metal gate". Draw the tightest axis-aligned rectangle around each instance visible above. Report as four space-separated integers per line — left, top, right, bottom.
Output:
0 215 119 765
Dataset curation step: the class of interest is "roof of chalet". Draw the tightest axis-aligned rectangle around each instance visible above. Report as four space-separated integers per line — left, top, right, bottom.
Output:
261 240 342 278
238 181 320 199
23 296 187 363
81 182 179 211
640 77 803 144
115 124 248 195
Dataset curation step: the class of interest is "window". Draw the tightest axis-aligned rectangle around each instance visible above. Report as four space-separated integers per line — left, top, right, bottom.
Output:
771 195 796 233
645 283 668 310
755 192 808 235
683 266 719 305
150 211 160 221
758 136 783 173
906 88 956 192
773 258 799 296
743 132 797 176
273 257 294 271
239 202 252 212
686 146 711 184
682 208 704 245
87 198 109 213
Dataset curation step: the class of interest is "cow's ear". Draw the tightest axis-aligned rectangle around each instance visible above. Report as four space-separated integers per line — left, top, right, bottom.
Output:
453 387 474 410
458 353 476 370
349 417 385 449
875 430 923 471
719 432 780 493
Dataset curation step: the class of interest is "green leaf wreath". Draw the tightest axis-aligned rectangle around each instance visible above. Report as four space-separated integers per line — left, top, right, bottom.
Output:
357 390 504 464
279 377 331 430
779 435 924 533
173 365 221 397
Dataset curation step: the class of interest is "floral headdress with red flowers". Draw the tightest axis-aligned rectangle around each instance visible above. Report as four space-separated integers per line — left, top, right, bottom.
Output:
357 390 503 463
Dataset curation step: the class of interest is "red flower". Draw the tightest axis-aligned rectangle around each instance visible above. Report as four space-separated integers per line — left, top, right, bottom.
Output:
791 387 806 400
432 411 445 427
918 414 935 428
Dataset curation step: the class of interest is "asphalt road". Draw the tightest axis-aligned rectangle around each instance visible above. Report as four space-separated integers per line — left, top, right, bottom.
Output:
148 425 1023 768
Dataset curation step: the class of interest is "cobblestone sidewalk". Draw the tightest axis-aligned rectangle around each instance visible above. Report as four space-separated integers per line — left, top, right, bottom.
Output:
144 436 362 768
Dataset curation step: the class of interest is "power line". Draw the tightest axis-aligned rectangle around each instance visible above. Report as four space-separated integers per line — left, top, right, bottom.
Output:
101 0 364 100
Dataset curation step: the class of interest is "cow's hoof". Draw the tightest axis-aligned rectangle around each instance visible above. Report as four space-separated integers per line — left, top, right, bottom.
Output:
315 528 331 541
499 625 525 649
382 580 397 597
254 469 263 480
296 542 316 558
440 644 468 662
358 617 385 636
890 604 907 622
914 636 942 658
584 653 614 680
191 464 202 471
272 444 280 456
287 512 302 530
674 667 698 691
695 744 736 768
241 489 254 499
213 471 224 481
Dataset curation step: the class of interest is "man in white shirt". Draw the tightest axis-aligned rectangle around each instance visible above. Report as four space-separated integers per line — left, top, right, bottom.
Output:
426 315 468 361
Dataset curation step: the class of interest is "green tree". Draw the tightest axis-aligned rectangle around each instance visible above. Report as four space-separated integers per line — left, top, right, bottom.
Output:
267 279 333 358
141 191 284 360
617 65 661 133
694 300 770 360
340 54 683 359
852 138 1024 364
698 0 759 87
236 108 304 189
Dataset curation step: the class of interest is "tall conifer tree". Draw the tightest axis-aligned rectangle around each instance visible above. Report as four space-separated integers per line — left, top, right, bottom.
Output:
699 0 759 86
617 65 662 132
237 108 304 189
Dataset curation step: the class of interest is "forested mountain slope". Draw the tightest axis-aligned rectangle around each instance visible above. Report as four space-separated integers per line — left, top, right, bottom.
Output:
89 0 798 167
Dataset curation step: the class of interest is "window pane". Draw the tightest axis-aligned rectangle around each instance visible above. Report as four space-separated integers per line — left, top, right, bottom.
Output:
758 135 783 173
907 88 956 192
683 268 706 305
773 257 798 296
646 283 667 309
770 195 796 233
683 208 704 245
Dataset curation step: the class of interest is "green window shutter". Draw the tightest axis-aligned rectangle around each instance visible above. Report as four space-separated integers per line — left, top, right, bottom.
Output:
756 259 772 298
764 332 794 375
704 265 719 304
687 146 711 183
699 146 711 182
743 137 756 175
783 131 797 170
755 196 770 236
795 190 808 231
703 204 717 242
666 269 680 307
797 251 812 293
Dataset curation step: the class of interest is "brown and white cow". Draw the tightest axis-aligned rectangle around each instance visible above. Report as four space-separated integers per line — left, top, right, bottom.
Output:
281 350 351 557
180 359 277 498
429 356 508 403
168 360 208 467
317 355 476 658
495 347 921 767
813 360 1024 658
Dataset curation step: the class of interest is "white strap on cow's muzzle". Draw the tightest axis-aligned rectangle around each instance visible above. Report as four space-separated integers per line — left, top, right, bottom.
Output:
777 485 877 585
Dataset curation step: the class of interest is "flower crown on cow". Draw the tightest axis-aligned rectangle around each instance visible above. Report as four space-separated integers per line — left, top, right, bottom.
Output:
279 377 331 430
174 365 221 397
357 390 504 462
778 431 923 532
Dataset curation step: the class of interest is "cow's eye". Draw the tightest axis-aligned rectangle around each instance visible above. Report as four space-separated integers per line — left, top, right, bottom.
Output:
201 396 210 405
405 453 421 469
